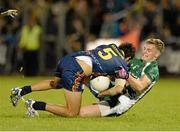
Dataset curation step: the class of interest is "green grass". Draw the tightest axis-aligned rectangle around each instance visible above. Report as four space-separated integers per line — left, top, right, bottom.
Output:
0 76 180 131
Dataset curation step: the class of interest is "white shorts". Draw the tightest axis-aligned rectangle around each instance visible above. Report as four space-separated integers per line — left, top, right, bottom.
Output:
98 95 136 116
75 56 92 67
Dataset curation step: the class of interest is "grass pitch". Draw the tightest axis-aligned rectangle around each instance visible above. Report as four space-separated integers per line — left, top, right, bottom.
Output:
0 76 180 131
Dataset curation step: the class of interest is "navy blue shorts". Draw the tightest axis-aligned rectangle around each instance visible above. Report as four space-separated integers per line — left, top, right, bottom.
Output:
54 55 85 92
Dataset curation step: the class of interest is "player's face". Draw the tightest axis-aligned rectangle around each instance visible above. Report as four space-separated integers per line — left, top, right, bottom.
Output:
141 43 160 62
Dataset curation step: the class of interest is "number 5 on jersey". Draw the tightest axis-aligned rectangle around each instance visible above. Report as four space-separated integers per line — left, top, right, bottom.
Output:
98 48 118 60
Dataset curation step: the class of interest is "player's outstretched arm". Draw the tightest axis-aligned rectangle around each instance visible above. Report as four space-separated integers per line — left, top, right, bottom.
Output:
98 78 126 97
0 9 18 18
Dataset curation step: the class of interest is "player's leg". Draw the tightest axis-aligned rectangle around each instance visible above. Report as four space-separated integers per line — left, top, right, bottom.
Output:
10 77 61 106
80 95 136 117
40 67 85 117
45 55 86 116
79 101 112 117
25 89 82 117
31 77 61 91
46 89 82 117
79 104 101 117
25 74 84 117
10 56 63 107
25 55 87 117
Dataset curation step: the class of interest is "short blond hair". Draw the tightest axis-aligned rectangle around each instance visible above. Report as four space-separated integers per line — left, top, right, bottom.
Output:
145 38 165 54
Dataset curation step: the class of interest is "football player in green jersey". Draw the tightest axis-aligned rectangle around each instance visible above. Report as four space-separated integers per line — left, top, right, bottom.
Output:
79 38 165 117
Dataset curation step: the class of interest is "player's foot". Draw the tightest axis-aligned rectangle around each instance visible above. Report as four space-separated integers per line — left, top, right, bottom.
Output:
25 99 39 117
10 87 22 107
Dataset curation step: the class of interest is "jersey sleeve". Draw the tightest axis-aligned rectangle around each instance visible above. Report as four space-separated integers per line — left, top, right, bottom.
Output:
144 64 159 82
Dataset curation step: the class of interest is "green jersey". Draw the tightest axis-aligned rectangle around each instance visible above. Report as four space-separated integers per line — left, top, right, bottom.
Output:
124 58 159 100
101 58 159 108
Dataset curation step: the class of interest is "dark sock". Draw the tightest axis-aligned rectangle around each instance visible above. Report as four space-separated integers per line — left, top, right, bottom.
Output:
20 86 32 96
32 101 46 110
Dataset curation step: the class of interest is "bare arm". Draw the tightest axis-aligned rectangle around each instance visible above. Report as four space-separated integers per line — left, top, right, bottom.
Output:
97 78 126 97
97 85 123 98
127 74 151 92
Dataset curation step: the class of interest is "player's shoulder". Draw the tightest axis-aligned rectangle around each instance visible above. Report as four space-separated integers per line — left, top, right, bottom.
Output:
144 61 159 81
102 43 117 47
146 61 159 71
95 44 107 49
95 43 117 49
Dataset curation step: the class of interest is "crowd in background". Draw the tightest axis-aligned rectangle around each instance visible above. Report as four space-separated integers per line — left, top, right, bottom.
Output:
0 0 179 76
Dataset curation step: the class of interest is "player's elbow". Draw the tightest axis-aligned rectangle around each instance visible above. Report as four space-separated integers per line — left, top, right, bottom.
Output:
49 80 60 89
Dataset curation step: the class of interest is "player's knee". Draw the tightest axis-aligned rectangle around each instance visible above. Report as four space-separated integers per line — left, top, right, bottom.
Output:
50 80 58 89
67 110 78 117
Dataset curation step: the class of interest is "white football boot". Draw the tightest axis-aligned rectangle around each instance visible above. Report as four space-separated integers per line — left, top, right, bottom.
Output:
10 87 22 107
25 99 39 117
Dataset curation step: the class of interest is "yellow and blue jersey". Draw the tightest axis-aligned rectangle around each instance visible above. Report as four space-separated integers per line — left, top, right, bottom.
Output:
71 44 128 75
54 44 128 92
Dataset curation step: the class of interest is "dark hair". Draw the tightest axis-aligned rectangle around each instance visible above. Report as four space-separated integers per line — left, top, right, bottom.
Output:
118 42 135 60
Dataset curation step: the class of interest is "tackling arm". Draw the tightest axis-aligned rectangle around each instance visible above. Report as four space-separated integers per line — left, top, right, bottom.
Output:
98 78 126 97
97 85 123 97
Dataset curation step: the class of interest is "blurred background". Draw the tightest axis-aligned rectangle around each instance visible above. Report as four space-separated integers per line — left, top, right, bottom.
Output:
0 0 179 77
